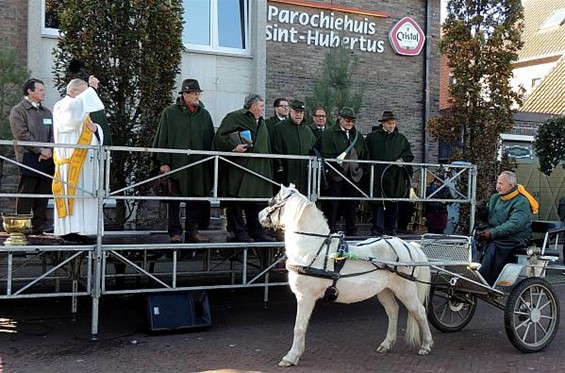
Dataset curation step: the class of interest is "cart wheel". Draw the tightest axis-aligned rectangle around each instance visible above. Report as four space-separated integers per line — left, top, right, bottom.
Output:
504 277 560 353
427 285 477 332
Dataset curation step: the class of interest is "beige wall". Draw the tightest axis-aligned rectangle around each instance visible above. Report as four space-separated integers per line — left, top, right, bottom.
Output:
27 0 267 127
515 163 565 221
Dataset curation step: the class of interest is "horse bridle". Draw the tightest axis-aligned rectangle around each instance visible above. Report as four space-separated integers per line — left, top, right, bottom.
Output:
263 189 297 226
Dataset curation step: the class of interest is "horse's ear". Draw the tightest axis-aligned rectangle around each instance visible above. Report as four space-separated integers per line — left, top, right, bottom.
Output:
280 183 287 194
288 183 296 190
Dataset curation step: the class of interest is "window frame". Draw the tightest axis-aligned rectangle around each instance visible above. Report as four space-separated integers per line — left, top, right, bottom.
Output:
41 0 59 37
183 0 250 56
540 9 565 30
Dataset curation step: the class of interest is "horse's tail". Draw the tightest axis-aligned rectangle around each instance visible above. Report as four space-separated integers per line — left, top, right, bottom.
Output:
405 248 431 347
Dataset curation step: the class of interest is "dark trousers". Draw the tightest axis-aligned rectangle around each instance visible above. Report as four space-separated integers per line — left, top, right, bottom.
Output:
479 240 519 285
16 175 51 231
372 202 398 236
225 201 263 238
167 200 207 238
325 179 358 234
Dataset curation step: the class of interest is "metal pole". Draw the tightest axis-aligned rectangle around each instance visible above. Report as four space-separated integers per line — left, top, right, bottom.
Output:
91 145 105 340
469 165 478 234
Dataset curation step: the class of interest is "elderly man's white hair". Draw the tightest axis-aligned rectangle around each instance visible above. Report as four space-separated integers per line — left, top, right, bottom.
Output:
500 170 517 185
243 93 263 109
66 78 88 94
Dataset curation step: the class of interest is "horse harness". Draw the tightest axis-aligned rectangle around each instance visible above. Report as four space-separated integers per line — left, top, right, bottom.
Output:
285 232 419 303
266 188 420 302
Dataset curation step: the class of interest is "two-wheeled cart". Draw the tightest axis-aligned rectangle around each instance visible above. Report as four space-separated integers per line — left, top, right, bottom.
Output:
419 225 564 353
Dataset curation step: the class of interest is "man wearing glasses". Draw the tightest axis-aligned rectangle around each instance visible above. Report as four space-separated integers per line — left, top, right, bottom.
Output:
309 106 327 143
319 107 367 235
265 98 289 130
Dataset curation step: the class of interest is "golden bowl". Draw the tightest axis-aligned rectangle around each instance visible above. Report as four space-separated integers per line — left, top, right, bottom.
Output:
2 214 32 234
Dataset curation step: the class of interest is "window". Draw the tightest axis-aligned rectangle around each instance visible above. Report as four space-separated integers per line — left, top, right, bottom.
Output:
183 0 249 54
540 9 565 30
502 141 535 163
42 0 60 36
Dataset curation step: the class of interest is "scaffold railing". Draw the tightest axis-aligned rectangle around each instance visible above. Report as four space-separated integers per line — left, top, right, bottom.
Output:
0 139 477 338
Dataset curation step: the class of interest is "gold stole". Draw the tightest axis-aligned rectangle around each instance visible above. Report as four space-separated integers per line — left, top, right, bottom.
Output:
52 115 94 218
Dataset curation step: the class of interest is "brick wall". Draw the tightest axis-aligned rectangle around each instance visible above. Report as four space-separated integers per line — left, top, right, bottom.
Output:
0 0 28 63
1 0 28 215
266 0 442 163
439 52 451 110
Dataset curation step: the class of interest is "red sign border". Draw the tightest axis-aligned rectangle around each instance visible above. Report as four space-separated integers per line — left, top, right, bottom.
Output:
389 16 425 56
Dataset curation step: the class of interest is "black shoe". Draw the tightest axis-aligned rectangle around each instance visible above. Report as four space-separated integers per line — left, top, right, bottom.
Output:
61 233 94 244
229 234 254 243
78 235 95 244
185 233 210 243
61 233 79 241
30 223 53 235
253 231 276 242
370 229 383 236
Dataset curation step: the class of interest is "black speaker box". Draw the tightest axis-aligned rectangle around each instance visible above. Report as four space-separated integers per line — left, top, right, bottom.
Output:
147 290 212 333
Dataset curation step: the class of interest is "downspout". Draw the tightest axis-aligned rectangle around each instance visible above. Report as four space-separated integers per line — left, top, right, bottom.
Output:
423 0 432 163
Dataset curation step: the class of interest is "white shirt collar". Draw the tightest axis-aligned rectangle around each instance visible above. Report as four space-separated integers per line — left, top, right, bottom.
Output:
25 96 41 108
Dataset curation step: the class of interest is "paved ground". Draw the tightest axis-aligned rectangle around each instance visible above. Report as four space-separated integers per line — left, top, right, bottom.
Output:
1 273 565 373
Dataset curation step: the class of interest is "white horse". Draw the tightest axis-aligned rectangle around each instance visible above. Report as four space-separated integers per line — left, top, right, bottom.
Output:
259 185 433 367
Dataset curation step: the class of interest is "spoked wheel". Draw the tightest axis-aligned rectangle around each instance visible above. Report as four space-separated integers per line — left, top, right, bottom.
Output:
504 277 560 353
427 285 477 332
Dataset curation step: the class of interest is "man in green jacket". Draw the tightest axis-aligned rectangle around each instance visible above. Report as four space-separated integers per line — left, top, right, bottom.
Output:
152 79 215 243
270 99 316 195
319 107 367 235
213 93 275 242
366 111 414 236
477 171 534 285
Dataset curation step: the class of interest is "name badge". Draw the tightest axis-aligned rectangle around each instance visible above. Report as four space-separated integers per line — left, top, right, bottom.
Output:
43 118 52 125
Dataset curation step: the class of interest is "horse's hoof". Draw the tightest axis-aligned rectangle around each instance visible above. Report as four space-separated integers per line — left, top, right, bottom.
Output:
376 345 390 353
278 359 294 367
417 348 431 355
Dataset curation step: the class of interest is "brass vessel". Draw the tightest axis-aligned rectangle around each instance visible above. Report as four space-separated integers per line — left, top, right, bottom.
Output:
2 214 32 246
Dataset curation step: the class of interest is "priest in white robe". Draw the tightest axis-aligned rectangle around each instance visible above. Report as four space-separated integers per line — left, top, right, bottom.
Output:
52 76 104 242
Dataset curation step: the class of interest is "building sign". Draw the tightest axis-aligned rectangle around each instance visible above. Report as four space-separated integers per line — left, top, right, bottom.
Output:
266 2 389 53
388 17 425 56
503 144 533 160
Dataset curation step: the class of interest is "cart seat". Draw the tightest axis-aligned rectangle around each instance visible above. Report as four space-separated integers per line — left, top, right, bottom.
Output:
514 220 563 257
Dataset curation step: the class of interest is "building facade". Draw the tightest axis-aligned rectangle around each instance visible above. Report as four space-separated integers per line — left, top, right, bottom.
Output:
2 0 441 162
266 0 442 162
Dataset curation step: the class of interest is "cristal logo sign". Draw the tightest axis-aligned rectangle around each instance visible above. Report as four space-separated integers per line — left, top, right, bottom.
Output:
389 17 425 56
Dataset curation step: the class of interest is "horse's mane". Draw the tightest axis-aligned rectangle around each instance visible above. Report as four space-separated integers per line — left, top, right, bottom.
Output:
285 188 329 232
